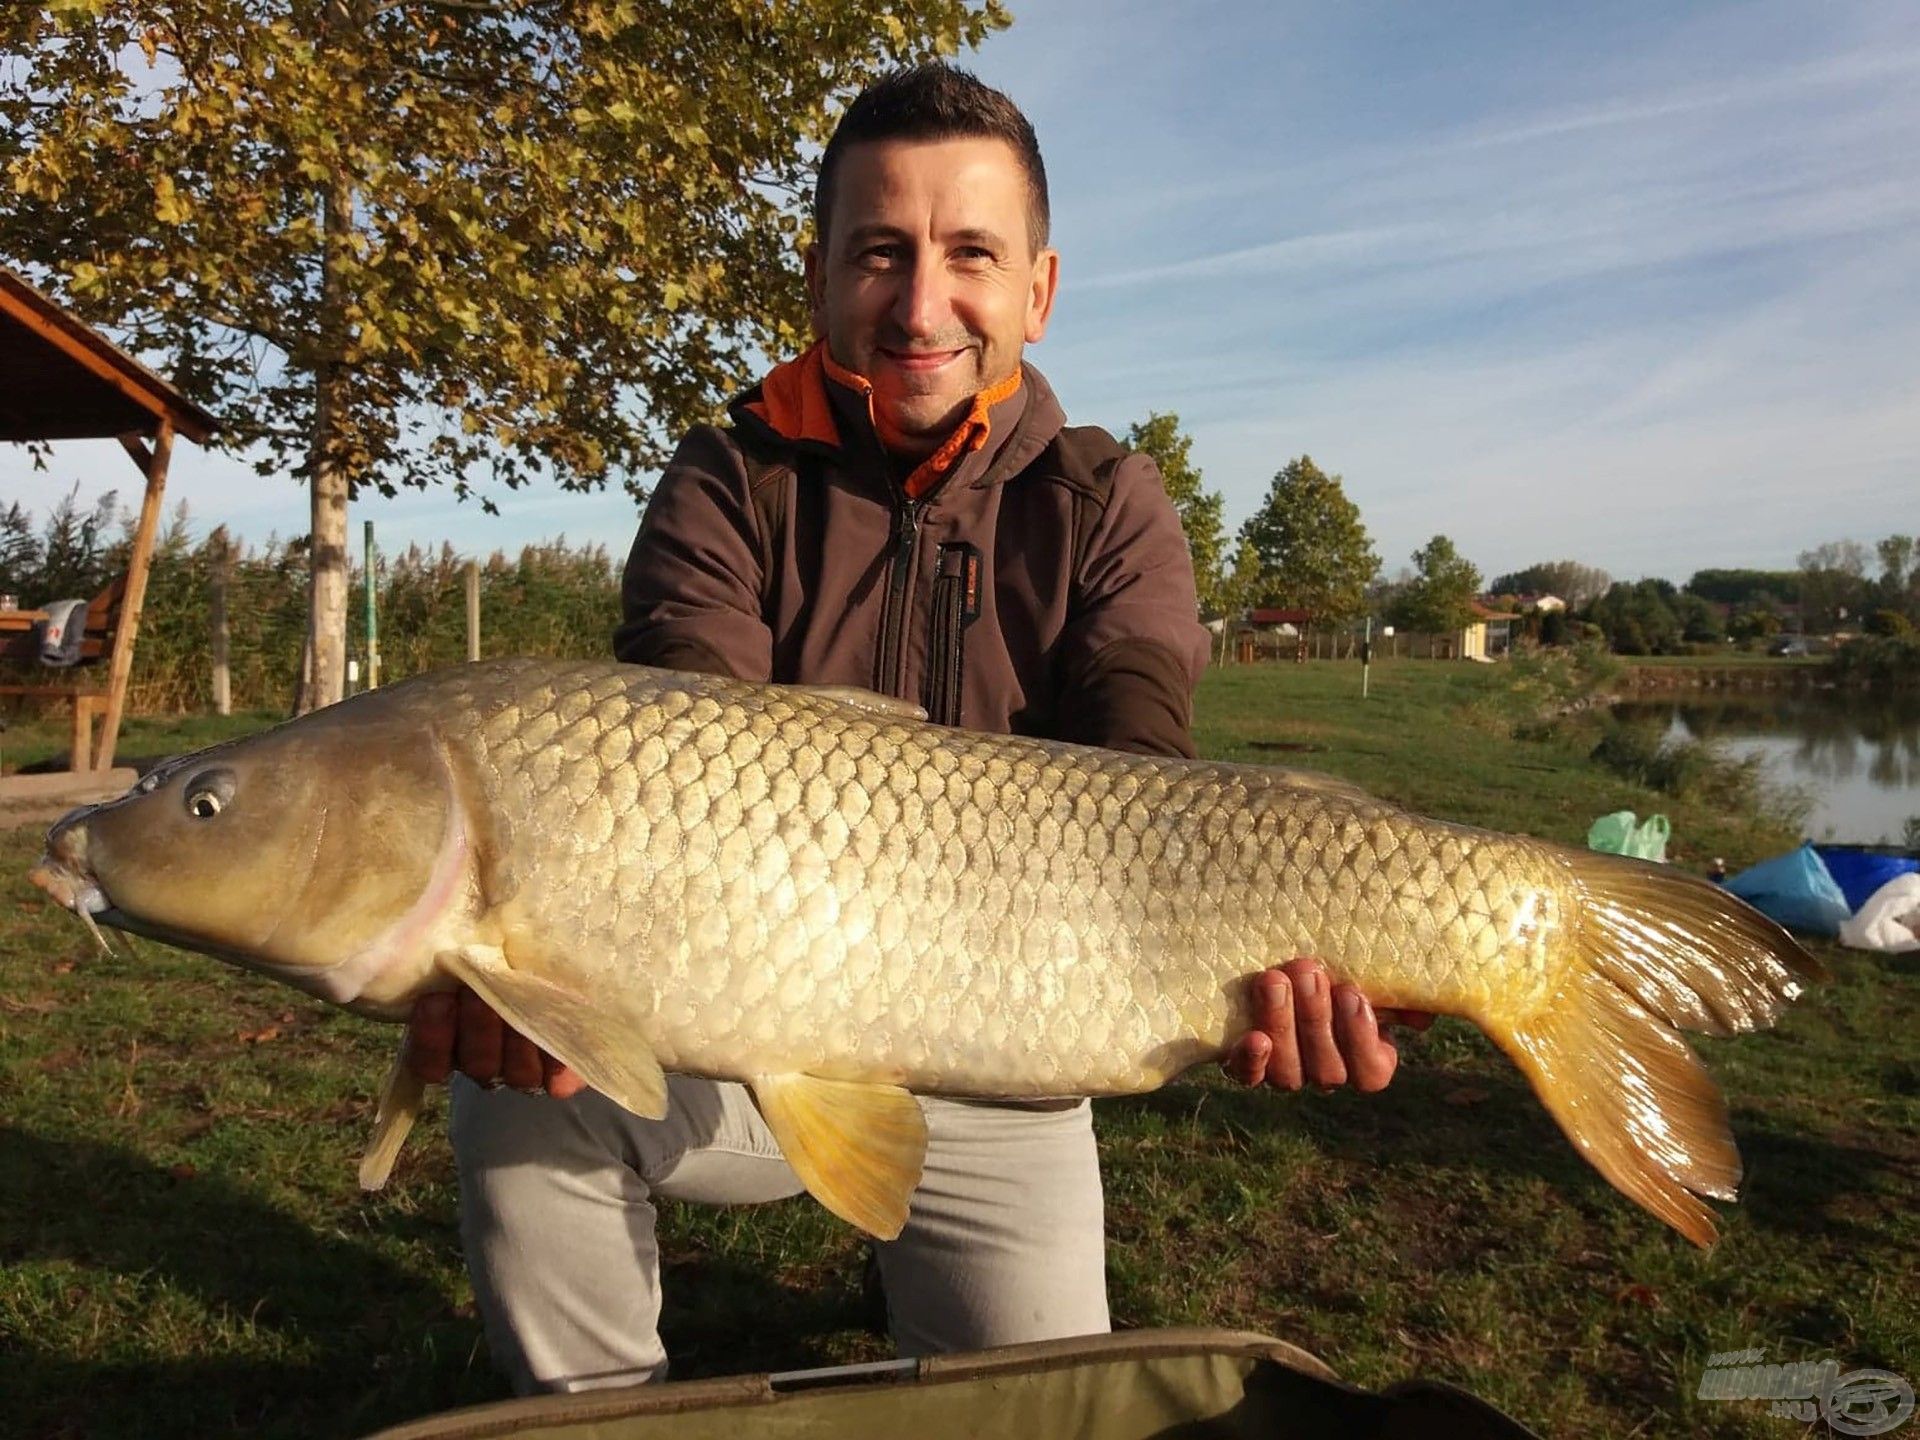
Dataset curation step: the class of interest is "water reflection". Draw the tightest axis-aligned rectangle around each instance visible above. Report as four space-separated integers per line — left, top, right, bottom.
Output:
1611 691 1920 844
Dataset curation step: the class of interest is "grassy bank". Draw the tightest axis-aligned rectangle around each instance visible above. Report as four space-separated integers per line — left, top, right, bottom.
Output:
1 660 1911 1438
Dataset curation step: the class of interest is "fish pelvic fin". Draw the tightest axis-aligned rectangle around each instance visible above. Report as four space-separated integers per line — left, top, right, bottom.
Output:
751 1074 927 1240
1496 855 1825 1248
360 1041 428 1191
438 944 669 1121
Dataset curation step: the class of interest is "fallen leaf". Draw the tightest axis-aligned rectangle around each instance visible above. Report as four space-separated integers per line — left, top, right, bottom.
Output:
168 1163 198 1182
52 961 75 975
1614 1283 1663 1309
238 1026 281 1045
1443 1086 1490 1107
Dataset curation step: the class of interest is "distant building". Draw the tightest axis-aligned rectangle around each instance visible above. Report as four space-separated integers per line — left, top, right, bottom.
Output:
1455 600 1520 661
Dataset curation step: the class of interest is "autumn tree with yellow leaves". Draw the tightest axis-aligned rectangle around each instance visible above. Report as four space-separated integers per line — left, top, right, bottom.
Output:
1 0 1009 708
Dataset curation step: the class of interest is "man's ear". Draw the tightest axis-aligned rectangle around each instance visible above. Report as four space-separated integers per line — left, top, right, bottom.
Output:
804 241 827 338
1024 247 1060 345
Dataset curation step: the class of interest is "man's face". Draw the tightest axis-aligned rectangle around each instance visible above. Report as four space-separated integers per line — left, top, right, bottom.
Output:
807 137 1059 457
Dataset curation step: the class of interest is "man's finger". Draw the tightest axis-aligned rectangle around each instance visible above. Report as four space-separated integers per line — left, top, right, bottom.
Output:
1261 969 1304 1091
501 1027 545 1091
1223 1030 1271 1087
1336 990 1399 1093
543 1055 587 1100
407 991 457 1084
1285 958 1346 1088
455 987 505 1083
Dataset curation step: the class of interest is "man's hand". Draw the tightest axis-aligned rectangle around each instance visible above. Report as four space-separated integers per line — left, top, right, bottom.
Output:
1222 957 1434 1094
407 988 586 1098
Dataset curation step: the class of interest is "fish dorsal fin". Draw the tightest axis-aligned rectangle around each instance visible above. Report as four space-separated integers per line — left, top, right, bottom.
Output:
438 944 669 1121
751 1074 927 1239
360 1040 429 1191
791 684 927 720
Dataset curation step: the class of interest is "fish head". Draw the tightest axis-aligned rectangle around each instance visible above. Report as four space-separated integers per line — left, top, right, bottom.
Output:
29 701 465 1010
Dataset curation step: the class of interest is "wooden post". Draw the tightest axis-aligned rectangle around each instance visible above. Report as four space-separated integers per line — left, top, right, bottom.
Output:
70 694 96 772
466 559 480 662
210 555 230 717
98 420 173 771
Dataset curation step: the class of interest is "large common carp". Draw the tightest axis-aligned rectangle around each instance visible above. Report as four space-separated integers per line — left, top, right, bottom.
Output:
29 658 1820 1245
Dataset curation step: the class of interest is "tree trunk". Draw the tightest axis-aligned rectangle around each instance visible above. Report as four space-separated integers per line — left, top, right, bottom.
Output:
300 169 353 713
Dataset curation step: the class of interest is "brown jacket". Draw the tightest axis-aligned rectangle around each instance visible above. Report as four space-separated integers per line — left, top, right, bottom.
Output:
614 345 1210 757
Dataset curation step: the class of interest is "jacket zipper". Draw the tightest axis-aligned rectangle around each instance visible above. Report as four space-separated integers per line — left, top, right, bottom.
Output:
876 493 923 697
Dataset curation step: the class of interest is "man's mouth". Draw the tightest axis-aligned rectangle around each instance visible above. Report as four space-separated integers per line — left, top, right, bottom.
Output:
878 346 967 373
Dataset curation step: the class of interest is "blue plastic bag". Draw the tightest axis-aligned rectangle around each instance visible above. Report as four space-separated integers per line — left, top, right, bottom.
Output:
1814 845 1920 913
1724 843 1852 936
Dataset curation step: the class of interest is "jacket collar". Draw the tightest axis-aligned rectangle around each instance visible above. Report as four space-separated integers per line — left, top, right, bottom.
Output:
731 341 1064 495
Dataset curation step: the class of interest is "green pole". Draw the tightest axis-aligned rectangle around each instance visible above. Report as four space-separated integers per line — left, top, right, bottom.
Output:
1362 615 1373 698
364 519 379 690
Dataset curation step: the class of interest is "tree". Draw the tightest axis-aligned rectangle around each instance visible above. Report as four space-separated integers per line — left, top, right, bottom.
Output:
1875 534 1916 618
1797 540 1872 634
1585 579 1683 655
1237 456 1379 624
1218 538 1264 623
1390 534 1480 635
2 1 1008 708
1673 591 1725 644
1124 411 1227 618
1684 568 1800 607
1486 559 1610 609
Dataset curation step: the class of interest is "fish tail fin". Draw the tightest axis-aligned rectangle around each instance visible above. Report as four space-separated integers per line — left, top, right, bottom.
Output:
1495 856 1825 1247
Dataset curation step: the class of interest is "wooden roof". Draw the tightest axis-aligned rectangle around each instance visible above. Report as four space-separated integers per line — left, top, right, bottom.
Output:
0 268 217 445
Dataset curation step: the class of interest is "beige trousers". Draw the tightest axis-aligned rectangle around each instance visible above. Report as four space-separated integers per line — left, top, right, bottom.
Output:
449 1074 1111 1394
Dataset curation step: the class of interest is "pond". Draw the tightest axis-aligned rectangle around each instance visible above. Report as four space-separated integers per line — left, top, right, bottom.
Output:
1610 690 1920 846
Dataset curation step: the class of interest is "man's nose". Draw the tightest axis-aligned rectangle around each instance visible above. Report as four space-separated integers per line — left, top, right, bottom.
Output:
890 256 954 339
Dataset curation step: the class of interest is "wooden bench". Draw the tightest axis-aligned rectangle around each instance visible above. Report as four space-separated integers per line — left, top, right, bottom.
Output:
0 574 129 771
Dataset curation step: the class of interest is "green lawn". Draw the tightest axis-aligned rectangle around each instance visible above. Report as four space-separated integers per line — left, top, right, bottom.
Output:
1 661 1911 1438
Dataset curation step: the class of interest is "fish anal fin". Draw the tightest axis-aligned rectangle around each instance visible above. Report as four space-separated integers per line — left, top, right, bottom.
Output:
360 1039 428 1191
791 684 926 720
438 944 667 1121
1497 964 1738 1248
751 1074 927 1240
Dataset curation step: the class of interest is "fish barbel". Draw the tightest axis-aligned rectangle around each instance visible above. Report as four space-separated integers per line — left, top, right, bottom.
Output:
28 658 1821 1244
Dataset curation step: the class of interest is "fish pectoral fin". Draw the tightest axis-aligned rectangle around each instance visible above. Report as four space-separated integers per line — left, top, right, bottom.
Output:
360 1039 428 1191
437 944 668 1121
751 1074 927 1240
790 684 927 721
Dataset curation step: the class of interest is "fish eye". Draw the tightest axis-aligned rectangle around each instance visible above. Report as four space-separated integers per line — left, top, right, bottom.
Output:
182 769 236 820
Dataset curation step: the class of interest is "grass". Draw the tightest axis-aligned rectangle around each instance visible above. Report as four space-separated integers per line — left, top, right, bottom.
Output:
1 709 287 777
2 660 1913 1438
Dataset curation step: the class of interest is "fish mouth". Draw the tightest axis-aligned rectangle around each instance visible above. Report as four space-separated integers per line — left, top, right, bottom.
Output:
28 852 119 955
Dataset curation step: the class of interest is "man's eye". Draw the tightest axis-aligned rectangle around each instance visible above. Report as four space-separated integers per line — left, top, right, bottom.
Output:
858 245 902 268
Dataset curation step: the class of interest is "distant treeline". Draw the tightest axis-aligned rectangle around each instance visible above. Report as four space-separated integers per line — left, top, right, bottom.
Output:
1491 537 1920 659
1 492 621 712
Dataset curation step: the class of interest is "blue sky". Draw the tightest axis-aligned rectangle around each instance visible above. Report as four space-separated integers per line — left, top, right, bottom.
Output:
7 1 1917 586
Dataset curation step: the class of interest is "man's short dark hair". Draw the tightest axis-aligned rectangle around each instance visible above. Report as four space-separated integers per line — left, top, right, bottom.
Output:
814 62 1050 251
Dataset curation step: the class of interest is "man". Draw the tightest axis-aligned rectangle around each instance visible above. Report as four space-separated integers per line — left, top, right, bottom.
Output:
408 62 1426 1396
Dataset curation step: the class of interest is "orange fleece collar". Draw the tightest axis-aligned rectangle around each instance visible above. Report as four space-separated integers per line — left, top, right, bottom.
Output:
744 341 1024 499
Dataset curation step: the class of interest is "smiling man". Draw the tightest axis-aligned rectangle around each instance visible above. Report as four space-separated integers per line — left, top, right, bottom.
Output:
415 63 1425 1396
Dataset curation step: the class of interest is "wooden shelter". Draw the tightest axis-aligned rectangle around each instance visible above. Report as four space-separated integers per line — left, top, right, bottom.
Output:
0 267 217 772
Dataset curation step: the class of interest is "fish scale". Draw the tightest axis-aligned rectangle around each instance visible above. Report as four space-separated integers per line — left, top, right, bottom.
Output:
30 656 1823 1245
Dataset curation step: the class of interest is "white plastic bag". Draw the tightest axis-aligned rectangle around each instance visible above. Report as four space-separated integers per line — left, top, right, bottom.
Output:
1838 873 1920 954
